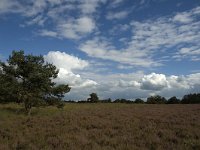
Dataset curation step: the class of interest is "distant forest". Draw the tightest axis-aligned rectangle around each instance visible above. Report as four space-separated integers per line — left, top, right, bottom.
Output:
68 93 200 104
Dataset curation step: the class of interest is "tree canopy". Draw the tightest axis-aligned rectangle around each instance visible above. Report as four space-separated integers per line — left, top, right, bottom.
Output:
87 93 99 103
147 95 167 104
0 50 70 114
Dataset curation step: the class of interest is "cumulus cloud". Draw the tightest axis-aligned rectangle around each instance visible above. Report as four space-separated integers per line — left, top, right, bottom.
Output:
109 72 200 99
138 73 200 92
44 51 88 71
43 51 97 88
70 71 200 100
140 73 168 91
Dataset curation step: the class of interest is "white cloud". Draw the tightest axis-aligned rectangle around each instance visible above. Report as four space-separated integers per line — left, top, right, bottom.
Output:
39 16 96 39
70 71 200 100
79 0 107 14
173 13 193 23
56 16 96 39
129 7 200 62
79 37 160 67
109 24 130 35
26 15 46 26
109 0 124 8
43 51 97 88
0 0 21 14
0 0 101 40
39 30 58 38
44 51 88 71
138 73 200 91
79 6 200 67
46 0 62 5
106 11 129 20
140 73 168 91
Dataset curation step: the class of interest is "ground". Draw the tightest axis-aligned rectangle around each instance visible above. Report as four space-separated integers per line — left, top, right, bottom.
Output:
0 103 199 150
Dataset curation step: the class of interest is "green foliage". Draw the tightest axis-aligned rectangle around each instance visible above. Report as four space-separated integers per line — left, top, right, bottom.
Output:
0 67 19 103
87 93 99 103
181 93 200 104
134 98 144 104
113 99 134 103
167 96 180 104
147 95 167 104
56 101 65 109
0 50 70 114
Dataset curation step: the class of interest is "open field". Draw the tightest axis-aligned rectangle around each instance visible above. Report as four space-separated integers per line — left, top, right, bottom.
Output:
0 103 200 150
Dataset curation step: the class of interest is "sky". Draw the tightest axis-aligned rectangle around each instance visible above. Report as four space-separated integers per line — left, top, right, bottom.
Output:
0 0 200 100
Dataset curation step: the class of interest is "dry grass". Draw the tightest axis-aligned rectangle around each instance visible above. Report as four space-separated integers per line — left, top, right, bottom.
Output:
0 103 199 150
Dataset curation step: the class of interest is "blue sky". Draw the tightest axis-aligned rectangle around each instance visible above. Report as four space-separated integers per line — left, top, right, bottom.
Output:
0 0 200 100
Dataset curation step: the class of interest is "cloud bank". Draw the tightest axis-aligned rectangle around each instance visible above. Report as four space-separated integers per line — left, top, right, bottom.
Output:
43 51 200 100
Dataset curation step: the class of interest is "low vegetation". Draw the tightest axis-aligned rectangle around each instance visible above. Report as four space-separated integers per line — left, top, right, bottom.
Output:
0 103 199 149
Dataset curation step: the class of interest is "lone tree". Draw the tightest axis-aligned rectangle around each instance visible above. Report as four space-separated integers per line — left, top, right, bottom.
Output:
87 93 99 103
0 50 70 115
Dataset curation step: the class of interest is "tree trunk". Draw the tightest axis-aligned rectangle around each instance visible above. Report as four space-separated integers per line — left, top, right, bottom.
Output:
25 100 32 116
27 107 32 116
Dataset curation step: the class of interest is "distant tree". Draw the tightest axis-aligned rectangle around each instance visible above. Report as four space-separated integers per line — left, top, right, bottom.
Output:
167 96 180 104
87 93 99 103
181 93 200 104
0 50 71 115
113 98 133 103
147 95 167 104
100 98 112 103
134 98 144 104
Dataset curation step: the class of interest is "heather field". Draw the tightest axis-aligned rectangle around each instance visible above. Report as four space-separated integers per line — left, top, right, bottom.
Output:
0 103 199 150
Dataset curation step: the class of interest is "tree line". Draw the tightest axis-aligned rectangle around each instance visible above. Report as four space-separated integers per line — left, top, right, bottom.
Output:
71 92 200 104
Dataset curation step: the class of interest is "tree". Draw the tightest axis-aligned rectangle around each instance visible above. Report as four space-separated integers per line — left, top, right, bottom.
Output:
134 98 144 104
113 98 133 103
181 93 200 104
146 95 167 104
87 93 99 103
167 96 180 104
0 50 71 115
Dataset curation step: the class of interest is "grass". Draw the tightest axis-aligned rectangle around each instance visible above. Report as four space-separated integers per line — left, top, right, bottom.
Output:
0 103 199 150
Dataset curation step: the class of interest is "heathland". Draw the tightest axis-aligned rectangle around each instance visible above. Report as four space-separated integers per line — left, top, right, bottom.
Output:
0 103 199 150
